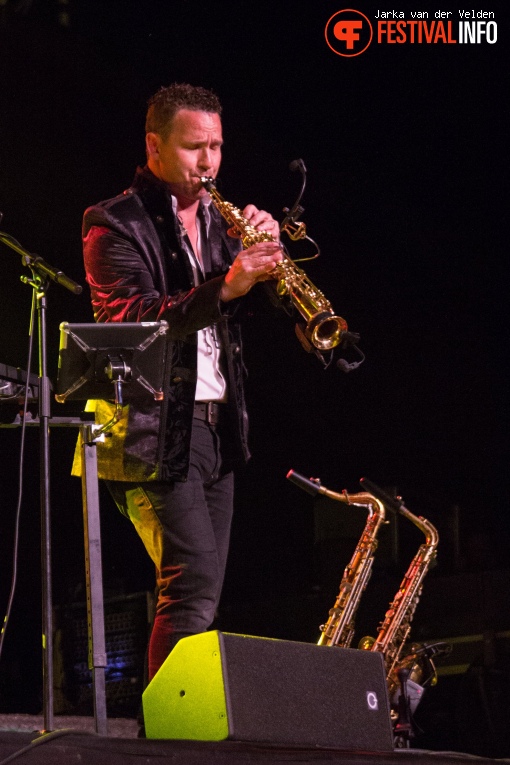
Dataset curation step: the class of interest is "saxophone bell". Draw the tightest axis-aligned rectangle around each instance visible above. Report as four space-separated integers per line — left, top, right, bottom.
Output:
308 311 348 351
358 635 376 651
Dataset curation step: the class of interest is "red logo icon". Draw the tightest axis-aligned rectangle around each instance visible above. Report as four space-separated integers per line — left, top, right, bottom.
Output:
325 9 373 56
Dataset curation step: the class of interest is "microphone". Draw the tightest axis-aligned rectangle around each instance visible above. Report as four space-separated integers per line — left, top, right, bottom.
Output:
289 158 306 174
281 160 307 240
24 254 83 295
0 231 83 295
336 358 361 373
336 344 365 373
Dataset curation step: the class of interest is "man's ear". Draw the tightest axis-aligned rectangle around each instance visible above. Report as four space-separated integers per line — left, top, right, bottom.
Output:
146 132 160 159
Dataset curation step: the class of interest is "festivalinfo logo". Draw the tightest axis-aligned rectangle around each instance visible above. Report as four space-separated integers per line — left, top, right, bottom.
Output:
324 8 498 56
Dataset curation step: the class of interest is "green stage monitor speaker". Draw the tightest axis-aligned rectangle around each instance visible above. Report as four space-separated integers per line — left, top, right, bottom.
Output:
142 631 394 750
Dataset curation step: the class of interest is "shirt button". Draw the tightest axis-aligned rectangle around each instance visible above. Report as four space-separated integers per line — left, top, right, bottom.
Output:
156 215 164 223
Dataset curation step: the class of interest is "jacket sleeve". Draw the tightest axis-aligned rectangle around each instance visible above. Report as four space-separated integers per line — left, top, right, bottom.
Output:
83 206 229 338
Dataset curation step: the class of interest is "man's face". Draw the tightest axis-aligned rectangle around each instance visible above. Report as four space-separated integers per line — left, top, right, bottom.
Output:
146 109 223 202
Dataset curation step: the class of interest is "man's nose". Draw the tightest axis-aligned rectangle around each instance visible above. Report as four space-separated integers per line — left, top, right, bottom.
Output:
198 148 212 169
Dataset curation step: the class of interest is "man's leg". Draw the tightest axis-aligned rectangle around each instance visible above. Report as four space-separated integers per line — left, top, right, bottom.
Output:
107 418 234 678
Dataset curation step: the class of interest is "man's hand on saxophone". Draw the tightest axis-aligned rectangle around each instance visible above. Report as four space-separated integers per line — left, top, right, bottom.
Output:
242 204 281 240
220 205 283 302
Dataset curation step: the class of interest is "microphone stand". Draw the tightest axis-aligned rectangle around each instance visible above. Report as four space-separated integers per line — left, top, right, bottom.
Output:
0 229 82 732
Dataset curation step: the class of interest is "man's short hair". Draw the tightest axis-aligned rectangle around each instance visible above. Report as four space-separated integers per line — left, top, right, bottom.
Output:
145 83 222 139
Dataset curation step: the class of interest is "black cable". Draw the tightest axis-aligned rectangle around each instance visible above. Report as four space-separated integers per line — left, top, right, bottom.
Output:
0 729 98 765
0 291 36 662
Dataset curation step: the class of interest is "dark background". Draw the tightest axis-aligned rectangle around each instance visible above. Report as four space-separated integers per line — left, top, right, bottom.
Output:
0 0 508 751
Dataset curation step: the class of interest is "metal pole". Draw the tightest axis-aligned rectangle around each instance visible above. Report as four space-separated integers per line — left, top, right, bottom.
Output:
37 288 54 733
81 426 108 736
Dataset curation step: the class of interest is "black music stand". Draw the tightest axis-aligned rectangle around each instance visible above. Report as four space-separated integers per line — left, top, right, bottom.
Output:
56 321 169 735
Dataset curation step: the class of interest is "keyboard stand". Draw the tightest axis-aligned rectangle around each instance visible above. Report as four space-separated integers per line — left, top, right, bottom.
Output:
0 414 108 736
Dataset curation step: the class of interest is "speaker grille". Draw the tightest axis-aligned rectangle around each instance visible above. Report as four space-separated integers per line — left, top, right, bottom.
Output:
143 631 393 750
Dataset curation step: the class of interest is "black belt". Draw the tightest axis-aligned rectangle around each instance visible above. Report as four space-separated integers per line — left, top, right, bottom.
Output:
193 401 226 425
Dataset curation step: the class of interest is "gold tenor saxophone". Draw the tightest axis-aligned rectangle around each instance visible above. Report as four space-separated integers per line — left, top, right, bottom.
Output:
362 508 439 692
201 177 348 351
286 470 385 648
357 479 444 709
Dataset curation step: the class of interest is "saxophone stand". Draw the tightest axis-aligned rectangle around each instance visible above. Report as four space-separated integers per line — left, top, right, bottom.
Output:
393 667 415 748
0 227 82 733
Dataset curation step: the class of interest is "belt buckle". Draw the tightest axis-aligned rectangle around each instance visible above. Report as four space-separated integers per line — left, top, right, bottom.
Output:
206 402 218 425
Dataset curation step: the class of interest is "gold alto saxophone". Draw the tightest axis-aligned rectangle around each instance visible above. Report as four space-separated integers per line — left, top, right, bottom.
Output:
357 478 443 710
201 177 348 351
286 470 386 648
317 489 386 648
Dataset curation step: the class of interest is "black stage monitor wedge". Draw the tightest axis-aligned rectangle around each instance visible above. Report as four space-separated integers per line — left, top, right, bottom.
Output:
142 631 394 751
55 321 169 402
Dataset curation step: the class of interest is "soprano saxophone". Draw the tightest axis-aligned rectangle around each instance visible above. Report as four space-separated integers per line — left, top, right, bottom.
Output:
287 470 386 648
201 177 348 351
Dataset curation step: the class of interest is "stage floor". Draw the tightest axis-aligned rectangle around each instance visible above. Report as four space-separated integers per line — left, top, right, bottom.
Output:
1 715 509 765
0 713 138 738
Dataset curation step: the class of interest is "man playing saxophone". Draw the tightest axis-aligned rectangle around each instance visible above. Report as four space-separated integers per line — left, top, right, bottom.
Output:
79 82 283 682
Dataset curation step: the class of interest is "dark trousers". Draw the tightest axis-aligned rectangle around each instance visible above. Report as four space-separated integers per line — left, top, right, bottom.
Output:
107 417 234 679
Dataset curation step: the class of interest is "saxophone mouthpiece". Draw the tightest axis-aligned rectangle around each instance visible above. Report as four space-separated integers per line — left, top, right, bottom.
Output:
200 176 215 191
286 469 322 497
